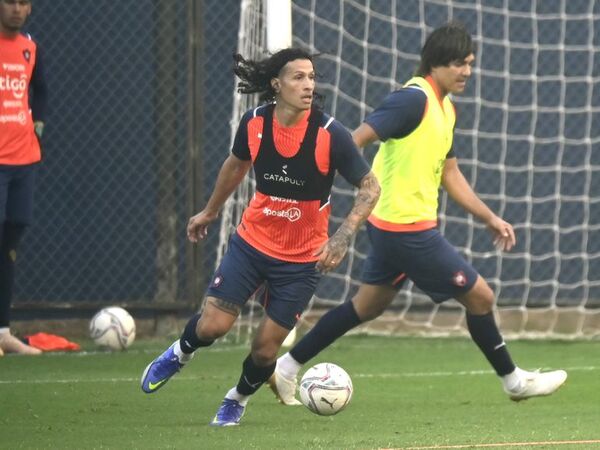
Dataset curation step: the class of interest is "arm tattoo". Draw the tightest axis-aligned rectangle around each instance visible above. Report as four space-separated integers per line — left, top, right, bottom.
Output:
330 172 380 248
208 297 242 316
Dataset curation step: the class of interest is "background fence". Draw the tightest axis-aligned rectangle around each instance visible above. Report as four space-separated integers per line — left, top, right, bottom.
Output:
16 0 242 310
14 1 600 327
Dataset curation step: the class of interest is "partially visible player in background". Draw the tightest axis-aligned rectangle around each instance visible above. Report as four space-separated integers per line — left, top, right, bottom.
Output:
270 22 566 404
140 48 380 426
0 0 46 356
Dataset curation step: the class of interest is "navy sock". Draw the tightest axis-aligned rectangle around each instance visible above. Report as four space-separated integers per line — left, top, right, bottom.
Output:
0 223 26 329
179 313 213 353
236 354 276 396
466 311 516 376
290 301 361 364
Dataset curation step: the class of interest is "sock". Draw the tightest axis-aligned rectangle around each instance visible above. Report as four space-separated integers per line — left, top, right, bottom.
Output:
224 386 250 406
466 311 516 376
502 366 526 392
179 313 214 354
172 340 193 363
235 354 276 396
0 223 27 329
277 352 303 379
290 301 361 364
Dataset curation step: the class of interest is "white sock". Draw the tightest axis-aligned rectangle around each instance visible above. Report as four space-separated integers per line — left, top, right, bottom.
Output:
277 352 302 379
173 340 193 363
502 366 526 392
225 387 250 406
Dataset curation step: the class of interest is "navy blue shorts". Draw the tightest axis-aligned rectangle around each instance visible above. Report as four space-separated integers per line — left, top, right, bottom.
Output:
361 223 478 303
0 164 38 225
206 233 321 329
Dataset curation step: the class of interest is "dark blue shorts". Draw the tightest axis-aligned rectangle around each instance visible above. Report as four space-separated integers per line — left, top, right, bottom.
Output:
0 164 38 225
206 233 321 329
361 223 478 303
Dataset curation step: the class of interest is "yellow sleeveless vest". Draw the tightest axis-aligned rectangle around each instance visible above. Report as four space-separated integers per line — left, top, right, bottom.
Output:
370 76 456 226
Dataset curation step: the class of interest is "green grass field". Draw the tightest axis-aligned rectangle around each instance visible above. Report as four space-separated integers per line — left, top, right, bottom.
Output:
1 335 599 449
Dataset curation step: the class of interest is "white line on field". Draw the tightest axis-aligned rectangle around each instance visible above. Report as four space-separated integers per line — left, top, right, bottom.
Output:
0 365 596 385
41 345 250 357
359 366 598 378
393 439 600 449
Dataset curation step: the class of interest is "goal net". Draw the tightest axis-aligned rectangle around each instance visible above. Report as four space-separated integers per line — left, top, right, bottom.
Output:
220 0 600 342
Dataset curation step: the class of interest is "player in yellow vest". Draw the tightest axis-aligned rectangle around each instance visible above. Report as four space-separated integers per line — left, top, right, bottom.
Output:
270 22 567 404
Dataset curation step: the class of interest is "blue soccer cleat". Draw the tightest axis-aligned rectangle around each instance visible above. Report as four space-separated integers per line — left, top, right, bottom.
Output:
210 398 246 426
140 340 191 393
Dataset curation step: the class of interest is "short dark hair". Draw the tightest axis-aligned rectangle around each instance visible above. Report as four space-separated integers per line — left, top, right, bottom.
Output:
233 48 321 104
415 22 476 77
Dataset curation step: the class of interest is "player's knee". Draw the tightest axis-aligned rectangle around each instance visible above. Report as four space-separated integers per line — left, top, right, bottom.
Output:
1 223 27 262
195 320 229 341
352 292 392 322
356 303 386 322
463 282 495 314
472 296 494 314
250 345 277 366
196 298 239 339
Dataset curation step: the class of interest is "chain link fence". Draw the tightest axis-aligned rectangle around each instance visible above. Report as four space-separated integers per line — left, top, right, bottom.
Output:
15 0 241 309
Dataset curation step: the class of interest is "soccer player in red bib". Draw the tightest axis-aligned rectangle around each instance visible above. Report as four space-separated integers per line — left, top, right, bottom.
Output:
0 0 46 356
270 23 567 405
141 48 380 426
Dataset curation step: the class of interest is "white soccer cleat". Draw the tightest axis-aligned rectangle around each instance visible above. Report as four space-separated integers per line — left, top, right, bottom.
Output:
267 367 302 406
504 369 567 402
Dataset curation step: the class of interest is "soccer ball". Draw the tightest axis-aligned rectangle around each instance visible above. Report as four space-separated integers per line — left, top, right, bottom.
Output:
299 362 353 416
89 307 136 350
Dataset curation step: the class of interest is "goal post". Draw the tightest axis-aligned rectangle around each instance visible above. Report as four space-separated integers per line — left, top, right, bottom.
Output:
220 0 600 342
266 0 292 52
216 0 295 344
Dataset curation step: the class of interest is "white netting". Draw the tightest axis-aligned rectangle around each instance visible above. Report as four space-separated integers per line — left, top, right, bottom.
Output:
215 0 265 342
221 0 600 341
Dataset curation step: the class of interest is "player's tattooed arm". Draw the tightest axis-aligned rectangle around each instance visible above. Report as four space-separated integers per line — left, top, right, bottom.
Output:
208 297 242 316
316 172 380 272
332 171 380 246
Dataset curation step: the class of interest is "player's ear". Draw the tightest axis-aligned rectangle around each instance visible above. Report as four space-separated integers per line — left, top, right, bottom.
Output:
271 78 280 93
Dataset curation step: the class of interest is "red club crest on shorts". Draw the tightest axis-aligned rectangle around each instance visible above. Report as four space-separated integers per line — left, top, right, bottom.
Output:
453 271 467 287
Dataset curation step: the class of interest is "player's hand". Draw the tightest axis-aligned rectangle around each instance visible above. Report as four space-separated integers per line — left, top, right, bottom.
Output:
33 121 44 139
314 232 350 273
487 216 516 251
187 210 218 243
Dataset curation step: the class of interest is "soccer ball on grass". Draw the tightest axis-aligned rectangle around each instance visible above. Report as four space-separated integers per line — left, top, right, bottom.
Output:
299 362 353 415
89 306 136 350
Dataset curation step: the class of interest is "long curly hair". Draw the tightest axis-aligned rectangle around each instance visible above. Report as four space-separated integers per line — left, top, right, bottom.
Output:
233 48 324 106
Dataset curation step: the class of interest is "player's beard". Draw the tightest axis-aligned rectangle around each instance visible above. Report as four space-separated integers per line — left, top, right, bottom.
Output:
2 15 27 32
